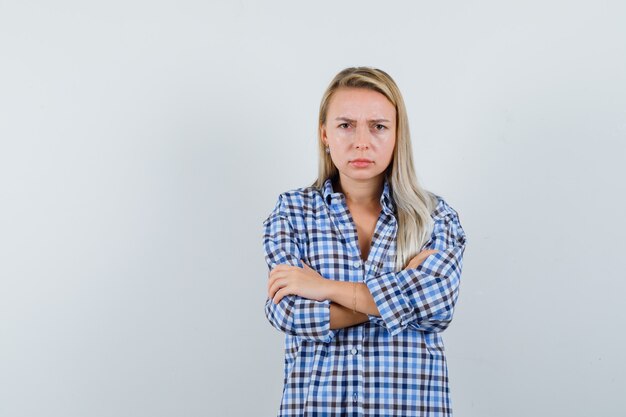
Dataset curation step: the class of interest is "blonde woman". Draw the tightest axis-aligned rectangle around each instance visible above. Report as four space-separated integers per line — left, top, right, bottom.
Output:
263 67 467 416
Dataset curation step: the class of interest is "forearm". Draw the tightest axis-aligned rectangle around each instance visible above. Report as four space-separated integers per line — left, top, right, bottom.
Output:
329 302 369 329
325 280 381 317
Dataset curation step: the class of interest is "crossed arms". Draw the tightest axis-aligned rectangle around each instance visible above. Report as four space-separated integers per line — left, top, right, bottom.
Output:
262 198 467 342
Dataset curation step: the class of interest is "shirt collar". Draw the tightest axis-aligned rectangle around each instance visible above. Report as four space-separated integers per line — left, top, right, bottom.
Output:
322 176 396 215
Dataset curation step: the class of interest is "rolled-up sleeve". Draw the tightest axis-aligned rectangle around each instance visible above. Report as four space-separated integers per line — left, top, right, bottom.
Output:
364 209 467 336
262 195 336 343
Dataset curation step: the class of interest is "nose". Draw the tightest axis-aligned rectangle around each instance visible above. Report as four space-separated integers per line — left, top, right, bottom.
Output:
355 124 370 150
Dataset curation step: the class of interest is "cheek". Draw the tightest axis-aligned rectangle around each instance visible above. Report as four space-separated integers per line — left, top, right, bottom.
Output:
332 129 350 140
374 133 395 149
382 136 396 157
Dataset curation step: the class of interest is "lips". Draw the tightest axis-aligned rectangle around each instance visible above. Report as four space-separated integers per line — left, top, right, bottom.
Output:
350 159 373 168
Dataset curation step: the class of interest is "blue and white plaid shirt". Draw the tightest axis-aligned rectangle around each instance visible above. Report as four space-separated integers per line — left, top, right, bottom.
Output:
262 176 467 416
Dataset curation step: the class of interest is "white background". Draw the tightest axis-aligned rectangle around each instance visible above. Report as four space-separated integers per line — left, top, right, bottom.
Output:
1 1 625 416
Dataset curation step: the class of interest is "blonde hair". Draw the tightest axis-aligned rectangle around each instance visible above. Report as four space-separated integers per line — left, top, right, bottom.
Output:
311 66 438 271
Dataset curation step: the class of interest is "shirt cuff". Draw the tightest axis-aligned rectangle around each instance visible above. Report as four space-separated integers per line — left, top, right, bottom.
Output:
364 270 416 337
292 297 336 343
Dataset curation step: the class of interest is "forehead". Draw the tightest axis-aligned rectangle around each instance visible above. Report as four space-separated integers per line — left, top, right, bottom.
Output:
327 87 396 119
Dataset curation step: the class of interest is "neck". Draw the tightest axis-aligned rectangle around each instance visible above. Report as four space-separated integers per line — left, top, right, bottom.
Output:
334 173 385 206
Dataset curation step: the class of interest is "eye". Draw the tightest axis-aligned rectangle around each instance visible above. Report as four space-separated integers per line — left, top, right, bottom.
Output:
338 123 350 129
374 124 387 131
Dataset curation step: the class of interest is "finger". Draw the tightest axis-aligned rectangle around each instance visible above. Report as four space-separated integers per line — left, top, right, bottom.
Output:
268 277 279 298
268 278 287 299
269 267 287 280
270 265 284 275
267 274 283 295
273 287 290 304
414 253 427 261
416 250 438 261
268 280 277 299
269 267 288 281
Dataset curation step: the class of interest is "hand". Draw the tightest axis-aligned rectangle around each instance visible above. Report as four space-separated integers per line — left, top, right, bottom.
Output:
404 249 439 270
267 260 329 304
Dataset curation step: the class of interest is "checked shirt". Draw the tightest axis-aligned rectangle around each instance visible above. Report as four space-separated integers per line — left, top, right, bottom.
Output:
262 176 467 416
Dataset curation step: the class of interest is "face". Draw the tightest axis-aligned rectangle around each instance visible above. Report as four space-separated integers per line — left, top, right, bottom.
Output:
321 87 396 182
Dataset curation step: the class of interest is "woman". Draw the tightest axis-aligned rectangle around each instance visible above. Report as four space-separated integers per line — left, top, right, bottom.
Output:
262 67 467 416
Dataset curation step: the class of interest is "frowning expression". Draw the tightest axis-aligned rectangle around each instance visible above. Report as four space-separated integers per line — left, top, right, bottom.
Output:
321 87 396 180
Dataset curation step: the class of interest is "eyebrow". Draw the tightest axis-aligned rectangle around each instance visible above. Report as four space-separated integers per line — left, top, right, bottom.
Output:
334 117 391 123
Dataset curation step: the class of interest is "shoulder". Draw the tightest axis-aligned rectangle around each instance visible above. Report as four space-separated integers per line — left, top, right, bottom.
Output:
427 192 467 244
428 191 462 221
263 184 322 225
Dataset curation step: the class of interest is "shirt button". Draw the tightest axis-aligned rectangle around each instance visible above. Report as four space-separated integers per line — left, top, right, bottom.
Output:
351 348 358 355
352 260 361 269
353 392 358 403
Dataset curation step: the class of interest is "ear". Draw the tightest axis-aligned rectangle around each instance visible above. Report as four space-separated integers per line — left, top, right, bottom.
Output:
320 124 328 145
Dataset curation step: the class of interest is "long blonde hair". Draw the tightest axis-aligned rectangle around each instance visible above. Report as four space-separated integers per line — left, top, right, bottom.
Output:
311 67 438 271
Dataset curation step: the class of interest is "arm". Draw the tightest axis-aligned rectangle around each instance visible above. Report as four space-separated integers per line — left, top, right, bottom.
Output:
264 195 363 341
325 281 381 317
329 302 369 329
363 209 467 336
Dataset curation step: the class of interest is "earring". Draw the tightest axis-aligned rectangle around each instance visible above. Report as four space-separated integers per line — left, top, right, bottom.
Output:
325 146 330 154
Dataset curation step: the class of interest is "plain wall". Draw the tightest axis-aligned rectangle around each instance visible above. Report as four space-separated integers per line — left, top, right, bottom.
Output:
1 1 625 416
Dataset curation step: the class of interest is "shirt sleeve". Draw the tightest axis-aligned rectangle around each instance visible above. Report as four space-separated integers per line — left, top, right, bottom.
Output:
262 195 337 343
364 207 467 336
